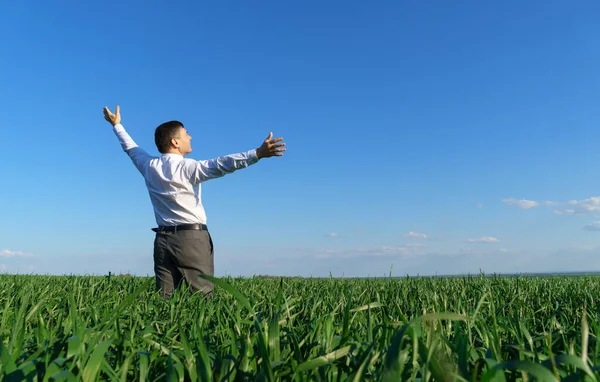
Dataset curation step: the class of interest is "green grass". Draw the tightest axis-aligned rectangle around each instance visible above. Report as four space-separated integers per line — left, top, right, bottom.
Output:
0 273 599 381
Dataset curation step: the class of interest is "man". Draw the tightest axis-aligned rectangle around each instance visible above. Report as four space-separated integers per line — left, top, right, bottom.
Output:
103 105 286 299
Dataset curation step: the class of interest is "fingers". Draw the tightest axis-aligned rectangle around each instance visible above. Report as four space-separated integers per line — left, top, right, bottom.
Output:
271 147 286 155
102 105 120 125
103 106 110 121
266 134 285 156
102 105 119 115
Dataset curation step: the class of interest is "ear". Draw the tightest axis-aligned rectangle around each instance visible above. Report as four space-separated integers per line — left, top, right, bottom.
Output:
171 137 180 148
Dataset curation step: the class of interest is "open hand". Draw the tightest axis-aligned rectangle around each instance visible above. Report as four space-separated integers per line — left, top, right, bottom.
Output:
103 105 121 126
257 132 286 159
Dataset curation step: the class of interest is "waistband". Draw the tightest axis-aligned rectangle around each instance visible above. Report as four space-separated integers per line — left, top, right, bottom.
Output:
151 223 208 233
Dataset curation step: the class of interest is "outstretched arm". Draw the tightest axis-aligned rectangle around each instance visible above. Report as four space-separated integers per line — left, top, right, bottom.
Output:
103 105 153 174
189 132 286 183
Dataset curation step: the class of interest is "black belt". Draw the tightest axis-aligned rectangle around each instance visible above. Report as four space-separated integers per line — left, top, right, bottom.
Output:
152 223 208 233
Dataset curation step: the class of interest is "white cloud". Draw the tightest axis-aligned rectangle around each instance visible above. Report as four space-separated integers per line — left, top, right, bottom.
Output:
514 196 600 216
326 232 338 238
568 197 600 212
314 244 425 260
0 249 29 257
554 209 576 216
477 203 484 209
220 245 600 278
380 246 409 254
583 222 600 232
503 198 540 209
312 250 341 259
573 245 599 251
190 243 600 278
403 231 428 239
467 237 499 243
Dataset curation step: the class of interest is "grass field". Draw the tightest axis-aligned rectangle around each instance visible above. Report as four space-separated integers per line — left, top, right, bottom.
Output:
0 273 599 381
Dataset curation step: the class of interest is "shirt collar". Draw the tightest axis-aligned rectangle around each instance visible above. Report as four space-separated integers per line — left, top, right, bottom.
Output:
162 153 184 159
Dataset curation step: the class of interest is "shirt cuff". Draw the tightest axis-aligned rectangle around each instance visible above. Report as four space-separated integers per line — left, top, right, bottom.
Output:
112 123 124 132
248 149 259 164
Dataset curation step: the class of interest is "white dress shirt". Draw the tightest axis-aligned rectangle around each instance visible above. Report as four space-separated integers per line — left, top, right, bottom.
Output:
113 123 259 226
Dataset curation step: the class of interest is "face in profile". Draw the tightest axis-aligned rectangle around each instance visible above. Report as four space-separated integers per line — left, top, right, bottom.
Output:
175 127 193 155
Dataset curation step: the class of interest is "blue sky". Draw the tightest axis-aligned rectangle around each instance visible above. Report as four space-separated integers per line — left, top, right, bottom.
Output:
2 1 600 277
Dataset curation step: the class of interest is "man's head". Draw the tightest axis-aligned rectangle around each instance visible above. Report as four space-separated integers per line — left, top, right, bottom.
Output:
154 121 193 156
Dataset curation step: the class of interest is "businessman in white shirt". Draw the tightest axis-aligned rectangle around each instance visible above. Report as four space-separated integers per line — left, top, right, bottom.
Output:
103 105 286 299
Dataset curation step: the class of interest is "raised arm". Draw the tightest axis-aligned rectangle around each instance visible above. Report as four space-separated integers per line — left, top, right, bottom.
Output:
103 105 153 174
189 132 286 183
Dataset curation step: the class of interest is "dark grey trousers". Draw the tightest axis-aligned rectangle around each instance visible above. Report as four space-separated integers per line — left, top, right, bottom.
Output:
153 229 214 299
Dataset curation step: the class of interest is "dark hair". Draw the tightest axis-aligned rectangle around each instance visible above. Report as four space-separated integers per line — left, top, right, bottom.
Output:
154 121 184 153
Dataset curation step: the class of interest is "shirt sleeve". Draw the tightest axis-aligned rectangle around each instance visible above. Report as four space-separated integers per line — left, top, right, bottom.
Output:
113 123 153 175
188 150 259 183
